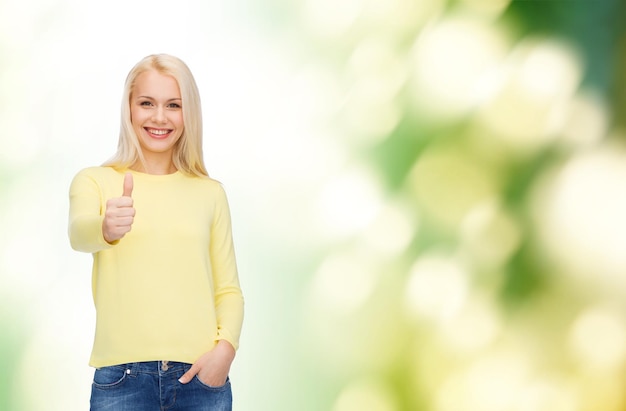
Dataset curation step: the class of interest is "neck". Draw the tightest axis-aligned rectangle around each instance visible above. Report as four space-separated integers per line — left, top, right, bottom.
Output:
131 153 177 175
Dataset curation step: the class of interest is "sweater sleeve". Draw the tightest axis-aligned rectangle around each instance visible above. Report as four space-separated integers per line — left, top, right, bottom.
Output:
68 169 116 253
210 184 244 350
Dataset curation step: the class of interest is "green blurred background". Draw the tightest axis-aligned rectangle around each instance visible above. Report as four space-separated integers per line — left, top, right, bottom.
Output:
2 0 626 410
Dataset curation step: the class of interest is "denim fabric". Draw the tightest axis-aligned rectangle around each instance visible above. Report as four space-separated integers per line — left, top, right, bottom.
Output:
90 361 232 411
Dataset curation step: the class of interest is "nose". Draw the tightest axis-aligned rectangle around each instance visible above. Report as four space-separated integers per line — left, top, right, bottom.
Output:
152 107 167 124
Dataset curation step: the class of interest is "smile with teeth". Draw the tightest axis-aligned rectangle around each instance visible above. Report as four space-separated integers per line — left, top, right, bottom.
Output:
145 128 172 138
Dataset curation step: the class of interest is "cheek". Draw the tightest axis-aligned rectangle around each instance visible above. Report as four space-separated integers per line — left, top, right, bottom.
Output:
175 113 184 128
130 108 141 127
173 119 184 134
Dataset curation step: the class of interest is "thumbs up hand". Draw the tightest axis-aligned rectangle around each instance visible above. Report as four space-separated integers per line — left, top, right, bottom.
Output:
102 173 136 243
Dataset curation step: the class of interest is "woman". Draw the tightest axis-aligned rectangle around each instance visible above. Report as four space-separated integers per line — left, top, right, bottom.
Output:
69 54 244 411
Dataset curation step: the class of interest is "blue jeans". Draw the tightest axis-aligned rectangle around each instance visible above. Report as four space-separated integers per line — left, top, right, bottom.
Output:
90 361 232 411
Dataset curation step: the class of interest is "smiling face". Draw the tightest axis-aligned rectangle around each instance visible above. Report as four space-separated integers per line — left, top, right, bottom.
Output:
130 70 184 166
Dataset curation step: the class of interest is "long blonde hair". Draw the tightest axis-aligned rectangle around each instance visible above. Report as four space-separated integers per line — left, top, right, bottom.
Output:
103 54 208 177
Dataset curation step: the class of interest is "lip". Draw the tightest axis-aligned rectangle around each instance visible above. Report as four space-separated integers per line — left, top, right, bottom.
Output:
144 127 173 139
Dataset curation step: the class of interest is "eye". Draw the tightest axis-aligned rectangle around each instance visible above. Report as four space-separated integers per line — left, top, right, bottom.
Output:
168 102 182 109
140 101 153 107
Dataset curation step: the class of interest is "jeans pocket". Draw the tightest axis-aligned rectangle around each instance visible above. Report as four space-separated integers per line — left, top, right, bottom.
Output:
93 365 129 389
193 375 230 390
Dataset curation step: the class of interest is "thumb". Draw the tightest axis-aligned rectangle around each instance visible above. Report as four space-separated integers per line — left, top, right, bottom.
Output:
122 172 133 197
179 363 200 384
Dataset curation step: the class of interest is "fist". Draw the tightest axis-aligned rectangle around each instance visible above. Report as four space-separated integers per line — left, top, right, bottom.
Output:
102 173 135 243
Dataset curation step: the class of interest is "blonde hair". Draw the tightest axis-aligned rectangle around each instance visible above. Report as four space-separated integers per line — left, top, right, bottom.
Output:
103 54 208 177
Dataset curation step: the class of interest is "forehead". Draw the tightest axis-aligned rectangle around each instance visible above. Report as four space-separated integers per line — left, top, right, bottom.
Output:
133 70 181 97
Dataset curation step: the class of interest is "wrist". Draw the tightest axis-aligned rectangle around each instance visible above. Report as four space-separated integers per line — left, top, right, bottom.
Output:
215 340 236 360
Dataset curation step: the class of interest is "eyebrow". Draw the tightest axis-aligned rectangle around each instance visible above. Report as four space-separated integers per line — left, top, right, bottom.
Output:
136 96 182 102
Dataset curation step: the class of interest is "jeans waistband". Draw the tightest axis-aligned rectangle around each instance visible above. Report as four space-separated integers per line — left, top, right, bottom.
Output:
106 361 191 376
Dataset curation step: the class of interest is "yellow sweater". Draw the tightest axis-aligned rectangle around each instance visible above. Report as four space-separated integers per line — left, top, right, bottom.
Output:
68 167 243 368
